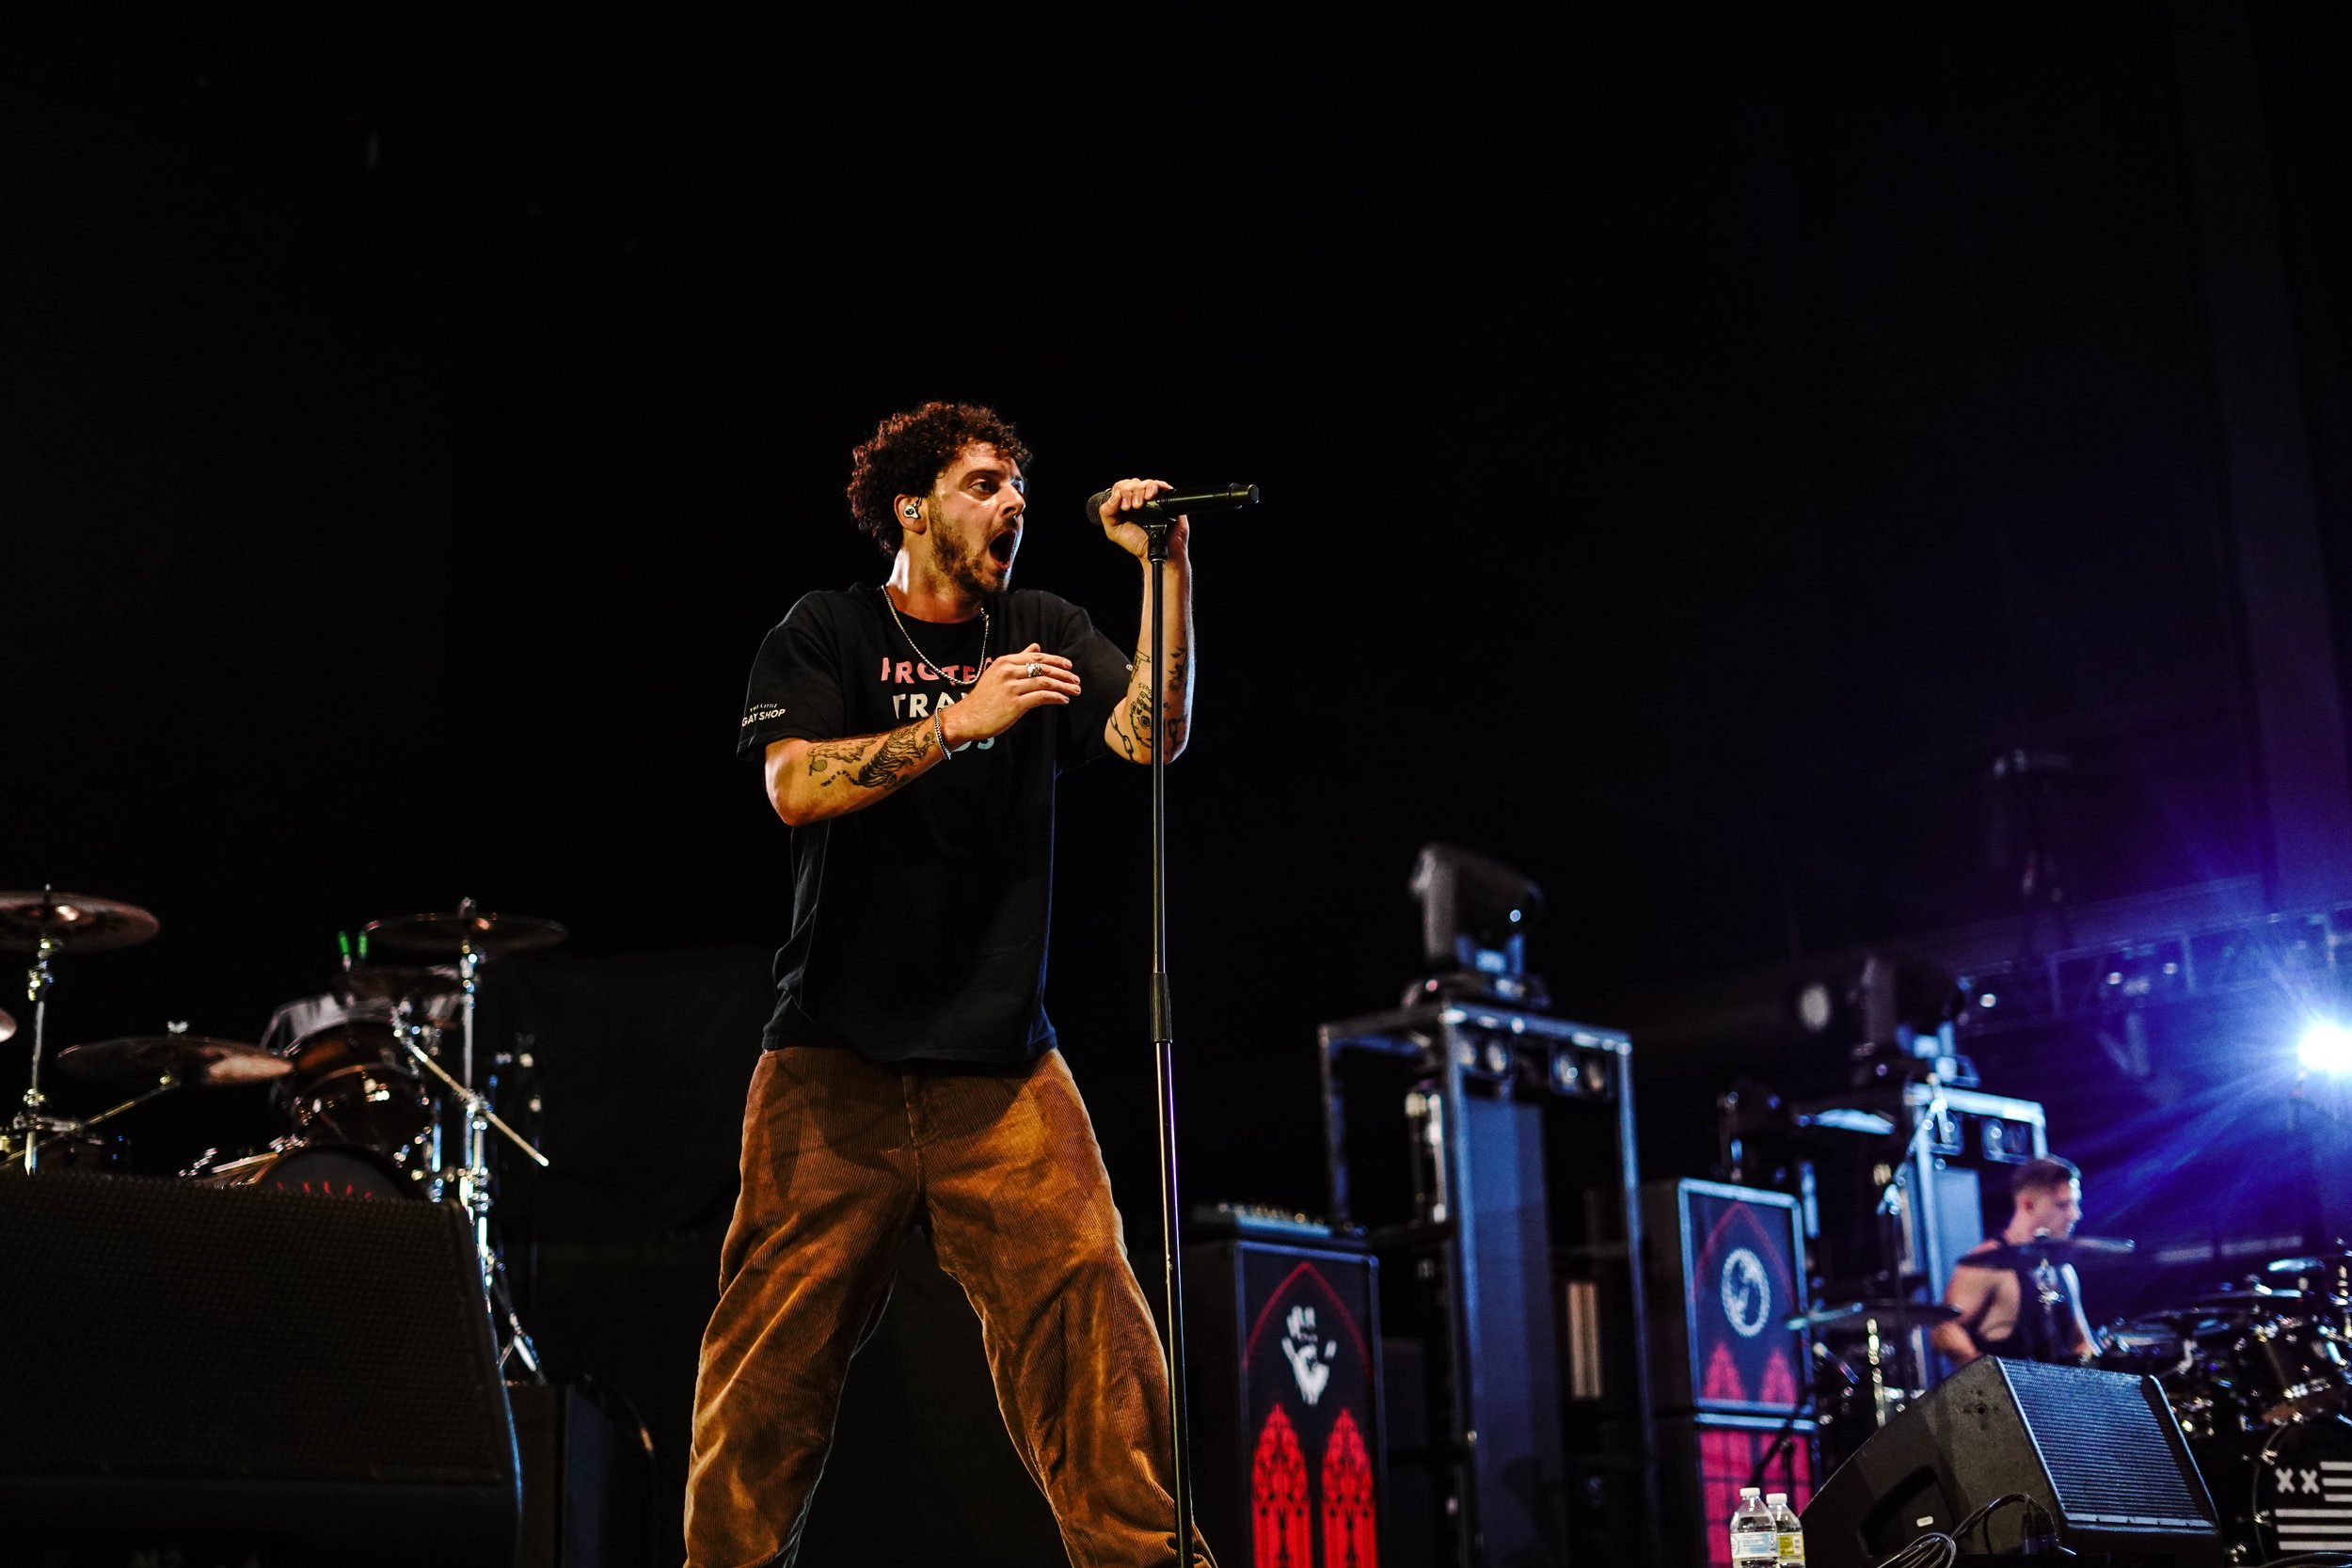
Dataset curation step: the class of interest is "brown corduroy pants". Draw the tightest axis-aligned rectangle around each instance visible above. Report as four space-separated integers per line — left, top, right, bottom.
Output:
684 1045 1216 1568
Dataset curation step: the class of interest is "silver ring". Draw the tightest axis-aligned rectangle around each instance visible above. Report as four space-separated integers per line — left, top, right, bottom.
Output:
1025 660 1041 680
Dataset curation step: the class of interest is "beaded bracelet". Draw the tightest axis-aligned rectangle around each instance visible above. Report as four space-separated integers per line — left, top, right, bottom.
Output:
931 706 953 762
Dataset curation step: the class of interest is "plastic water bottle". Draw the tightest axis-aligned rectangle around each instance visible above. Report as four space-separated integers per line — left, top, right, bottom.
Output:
1766 1491 1806 1566
1730 1486 1776 1567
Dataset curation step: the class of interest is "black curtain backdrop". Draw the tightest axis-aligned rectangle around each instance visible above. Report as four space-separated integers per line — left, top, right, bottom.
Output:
6 5 2352 1559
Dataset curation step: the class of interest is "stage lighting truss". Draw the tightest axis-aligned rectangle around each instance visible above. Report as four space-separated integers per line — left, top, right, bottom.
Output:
1953 897 2352 1037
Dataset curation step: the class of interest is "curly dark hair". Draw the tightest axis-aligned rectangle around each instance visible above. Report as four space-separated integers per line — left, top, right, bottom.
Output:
845 402 1034 556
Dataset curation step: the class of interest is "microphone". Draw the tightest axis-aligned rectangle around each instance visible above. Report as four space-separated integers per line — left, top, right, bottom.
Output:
1083 483 1260 521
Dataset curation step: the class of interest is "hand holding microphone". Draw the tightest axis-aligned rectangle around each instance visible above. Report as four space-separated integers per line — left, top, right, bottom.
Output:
1087 478 1259 561
1084 481 1261 523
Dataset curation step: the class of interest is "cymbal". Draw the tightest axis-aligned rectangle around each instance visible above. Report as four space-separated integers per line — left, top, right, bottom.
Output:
2266 1253 2352 1279
1963 1235 2137 1264
361 909 566 958
0 892 159 954
2132 1306 2246 1329
1788 1299 1962 1332
55 1035 290 1088
2192 1285 2310 1308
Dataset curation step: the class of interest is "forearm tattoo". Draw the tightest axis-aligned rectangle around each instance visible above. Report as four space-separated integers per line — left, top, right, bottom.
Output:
1113 643 1192 760
806 721 932 793
1163 644 1191 752
805 740 866 780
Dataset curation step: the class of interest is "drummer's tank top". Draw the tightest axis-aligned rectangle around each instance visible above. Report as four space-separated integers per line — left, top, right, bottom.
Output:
1963 1257 2074 1361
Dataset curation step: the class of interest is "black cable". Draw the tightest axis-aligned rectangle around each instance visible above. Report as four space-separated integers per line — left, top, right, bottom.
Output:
1867 1533 1957 1568
1947 1490 2034 1549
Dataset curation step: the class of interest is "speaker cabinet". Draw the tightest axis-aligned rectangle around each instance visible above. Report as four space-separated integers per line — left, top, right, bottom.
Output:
1655 1412 1816 1568
513 1382 660 1567
1644 1179 1808 1417
1800 1357 2222 1567
1184 1238 1383 1568
0 1173 519 1566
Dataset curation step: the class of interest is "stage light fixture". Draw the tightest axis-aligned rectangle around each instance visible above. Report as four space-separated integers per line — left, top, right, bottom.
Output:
1403 843 1549 1008
2297 1020 2352 1075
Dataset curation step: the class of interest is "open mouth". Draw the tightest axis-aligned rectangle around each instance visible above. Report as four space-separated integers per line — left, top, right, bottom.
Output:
987 531 1018 567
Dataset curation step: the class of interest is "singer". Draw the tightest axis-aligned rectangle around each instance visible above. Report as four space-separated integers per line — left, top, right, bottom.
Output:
686 401 1213 1568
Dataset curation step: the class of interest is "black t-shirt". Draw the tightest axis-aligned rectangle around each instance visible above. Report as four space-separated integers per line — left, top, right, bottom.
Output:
736 582 1133 1065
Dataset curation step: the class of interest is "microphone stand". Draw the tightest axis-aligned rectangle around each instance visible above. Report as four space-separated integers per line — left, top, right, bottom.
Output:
1141 512 1197 1567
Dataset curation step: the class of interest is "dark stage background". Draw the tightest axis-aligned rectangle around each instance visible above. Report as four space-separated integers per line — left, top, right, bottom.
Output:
7 6 2352 1561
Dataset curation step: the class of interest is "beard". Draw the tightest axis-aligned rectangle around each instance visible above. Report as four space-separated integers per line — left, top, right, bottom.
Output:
931 523 1009 602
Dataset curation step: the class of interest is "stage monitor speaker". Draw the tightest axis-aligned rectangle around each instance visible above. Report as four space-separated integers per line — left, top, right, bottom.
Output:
1800 1357 2222 1567
1184 1237 1383 1568
0 1172 519 1567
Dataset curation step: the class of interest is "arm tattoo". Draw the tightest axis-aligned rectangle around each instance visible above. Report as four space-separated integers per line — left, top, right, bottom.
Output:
1112 643 1192 760
847 721 932 789
805 740 866 779
806 722 931 793
1124 651 1155 748
1163 644 1191 752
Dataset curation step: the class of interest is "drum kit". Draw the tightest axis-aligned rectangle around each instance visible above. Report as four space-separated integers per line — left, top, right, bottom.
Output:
2103 1256 2352 1563
1 886 564 1372
1781 1228 2352 1562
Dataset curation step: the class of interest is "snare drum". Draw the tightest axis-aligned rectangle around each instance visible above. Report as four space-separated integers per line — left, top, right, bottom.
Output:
193 1141 414 1200
280 1018 435 1163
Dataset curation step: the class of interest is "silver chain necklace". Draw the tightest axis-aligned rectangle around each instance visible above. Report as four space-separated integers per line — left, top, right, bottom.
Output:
882 588 988 688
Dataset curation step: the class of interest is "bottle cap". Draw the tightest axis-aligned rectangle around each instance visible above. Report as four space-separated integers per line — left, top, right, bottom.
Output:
1740 1486 1761 1497
1766 1492 1789 1506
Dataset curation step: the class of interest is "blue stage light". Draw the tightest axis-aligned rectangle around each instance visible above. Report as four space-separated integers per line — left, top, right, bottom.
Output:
2298 1020 2352 1074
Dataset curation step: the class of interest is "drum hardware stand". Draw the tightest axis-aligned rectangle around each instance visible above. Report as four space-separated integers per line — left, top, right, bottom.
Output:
4 1069 182 1170
1746 1343 1851 1492
1867 1071 1947 1422
1858 1311 1899 1430
398 1003 550 1377
359 902 565 1380
10 931 60 1173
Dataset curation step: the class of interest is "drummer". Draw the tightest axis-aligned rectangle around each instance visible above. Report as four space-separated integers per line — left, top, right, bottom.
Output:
1931 1156 2099 1368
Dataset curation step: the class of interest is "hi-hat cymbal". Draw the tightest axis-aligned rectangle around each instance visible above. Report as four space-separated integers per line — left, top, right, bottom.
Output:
1788 1299 1962 1333
0 892 160 954
55 1035 289 1088
361 910 566 958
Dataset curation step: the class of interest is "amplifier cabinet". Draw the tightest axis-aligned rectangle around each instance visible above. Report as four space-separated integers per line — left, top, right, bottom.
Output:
1643 1179 1808 1417
1185 1239 1383 1568
1319 1001 1657 1566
